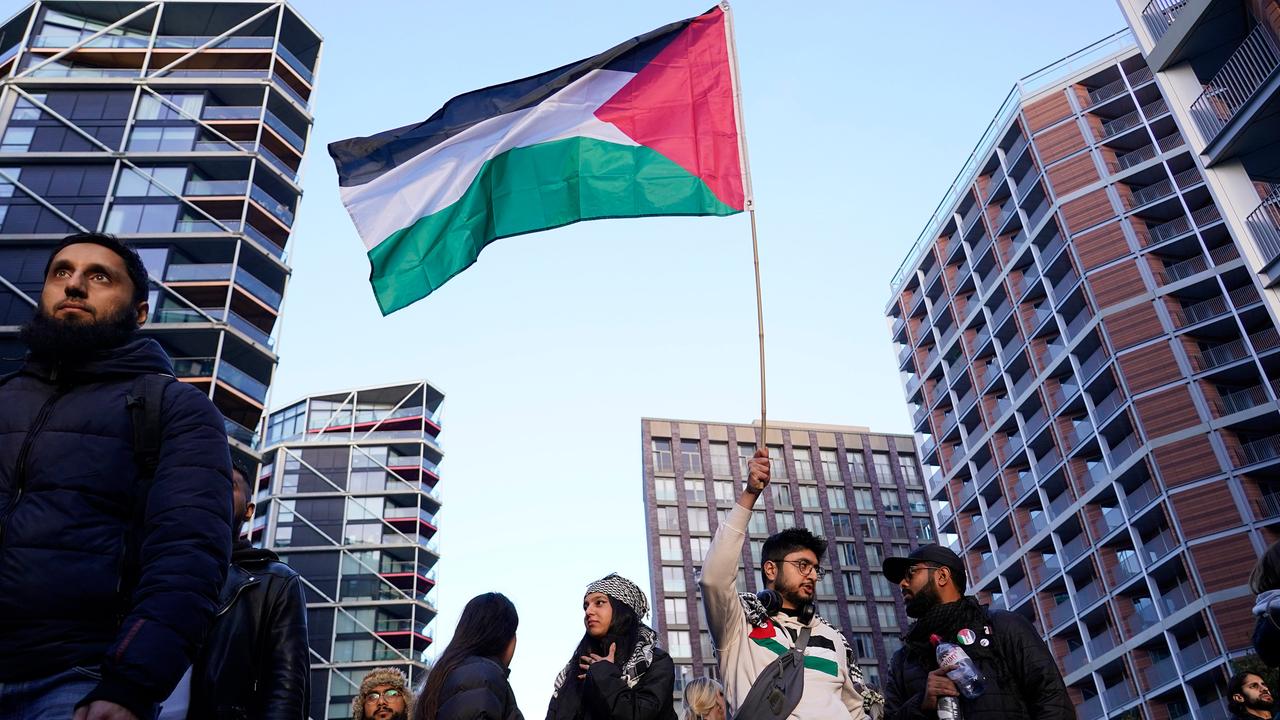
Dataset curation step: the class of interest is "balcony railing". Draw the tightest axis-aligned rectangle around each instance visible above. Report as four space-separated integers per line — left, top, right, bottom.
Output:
1178 635 1217 672
1160 581 1197 616
1189 24 1280 144
1100 108 1145 139
1006 135 1030 167
1124 478 1162 515
1074 577 1104 607
1142 0 1189 42
1143 529 1179 563
1048 599 1075 629
1115 142 1157 171
1129 176 1176 207
1087 76 1129 107
1079 347 1109 381
1140 97 1170 121
1248 185 1280 266
1256 493 1280 519
224 417 257 447
1241 434 1280 465
1093 387 1126 423
201 105 260 120
217 360 268 402
276 43 315 84
1142 653 1179 689
1062 533 1091 564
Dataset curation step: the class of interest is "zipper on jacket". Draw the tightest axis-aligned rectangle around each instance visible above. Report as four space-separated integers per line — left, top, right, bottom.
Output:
0 387 65 547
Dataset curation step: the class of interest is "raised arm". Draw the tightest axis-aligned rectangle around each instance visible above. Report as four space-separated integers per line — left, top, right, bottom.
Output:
698 449 770 649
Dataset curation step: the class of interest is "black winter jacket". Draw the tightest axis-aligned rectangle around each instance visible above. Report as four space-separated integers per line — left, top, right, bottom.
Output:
546 647 677 720
189 540 310 719
884 606 1073 720
0 338 233 719
436 655 524 720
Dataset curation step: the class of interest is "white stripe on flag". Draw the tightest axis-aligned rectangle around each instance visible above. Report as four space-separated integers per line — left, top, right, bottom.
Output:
340 69 638 250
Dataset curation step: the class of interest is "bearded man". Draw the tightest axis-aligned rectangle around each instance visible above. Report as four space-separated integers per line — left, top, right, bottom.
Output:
1229 672 1275 719
881 544 1072 719
0 232 233 720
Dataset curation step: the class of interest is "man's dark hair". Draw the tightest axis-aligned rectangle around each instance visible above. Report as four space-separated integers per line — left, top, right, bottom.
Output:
760 527 827 586
1230 672 1262 715
44 232 150 305
230 458 253 498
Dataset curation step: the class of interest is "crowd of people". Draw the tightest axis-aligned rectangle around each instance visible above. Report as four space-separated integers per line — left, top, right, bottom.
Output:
1 229 1274 720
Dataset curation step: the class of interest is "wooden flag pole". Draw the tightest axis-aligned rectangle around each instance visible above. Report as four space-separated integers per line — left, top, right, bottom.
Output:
721 1 768 441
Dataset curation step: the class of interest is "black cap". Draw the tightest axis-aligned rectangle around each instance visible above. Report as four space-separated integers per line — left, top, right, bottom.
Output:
882 544 967 592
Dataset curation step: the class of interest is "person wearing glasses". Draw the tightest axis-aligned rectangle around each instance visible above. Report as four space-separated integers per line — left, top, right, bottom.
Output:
353 668 413 720
880 544 1071 719
699 449 874 718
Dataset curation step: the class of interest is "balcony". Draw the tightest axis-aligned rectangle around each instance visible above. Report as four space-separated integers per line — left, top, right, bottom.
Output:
1062 533 1092 565
1006 575 1031 605
1248 185 1280 266
1142 653 1180 690
1079 346 1110 382
1178 635 1218 672
216 360 268 403
1189 24 1280 147
1142 0 1189 43
1103 680 1137 711
1239 434 1280 466
1049 599 1075 630
1214 382 1277 416
1075 577 1106 609
224 417 258 447
1143 529 1179 563
1100 107 1145 140
1063 645 1090 675
1035 447 1064 479
1160 581 1197 616
1257 493 1280 520
1124 478 1162 514
1087 76 1130 108
1006 134 1030 167
1196 328 1280 372
164 262 283 309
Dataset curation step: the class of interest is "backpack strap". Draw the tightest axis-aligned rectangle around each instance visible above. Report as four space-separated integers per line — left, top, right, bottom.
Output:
118 373 175 614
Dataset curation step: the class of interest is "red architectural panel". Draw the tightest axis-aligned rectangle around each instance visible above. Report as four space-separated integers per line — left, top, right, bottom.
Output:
1118 341 1182 394
1170 482 1240 539
1103 300 1163 349
1046 152 1101 196
1035 121 1090 165
1024 90 1075 133
1073 221 1131 270
1192 534 1254 593
1212 596 1258 651
1134 385 1202 439
1152 433 1221 486
1060 187 1116 235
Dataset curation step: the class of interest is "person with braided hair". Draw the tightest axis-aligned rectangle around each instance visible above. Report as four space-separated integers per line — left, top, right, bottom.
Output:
545 574 677 720
679 678 726 720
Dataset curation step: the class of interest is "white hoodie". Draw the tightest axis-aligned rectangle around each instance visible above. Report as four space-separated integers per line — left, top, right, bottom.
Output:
698 503 866 719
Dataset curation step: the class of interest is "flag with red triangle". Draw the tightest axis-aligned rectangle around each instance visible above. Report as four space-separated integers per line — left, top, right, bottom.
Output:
328 5 747 315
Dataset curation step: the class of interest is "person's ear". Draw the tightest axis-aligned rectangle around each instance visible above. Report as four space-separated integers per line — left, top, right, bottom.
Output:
135 299 149 326
763 560 777 583
936 566 951 588
244 501 256 524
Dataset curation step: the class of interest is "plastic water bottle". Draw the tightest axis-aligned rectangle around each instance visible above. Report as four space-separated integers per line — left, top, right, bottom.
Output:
931 633 986 700
937 696 962 720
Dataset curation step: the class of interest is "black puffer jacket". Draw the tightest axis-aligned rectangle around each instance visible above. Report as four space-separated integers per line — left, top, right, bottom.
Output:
884 605 1073 720
189 540 310 719
436 655 524 720
0 338 233 719
546 647 677 720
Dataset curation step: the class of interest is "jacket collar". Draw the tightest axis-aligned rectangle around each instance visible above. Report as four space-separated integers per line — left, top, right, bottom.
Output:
216 564 260 616
23 337 174 383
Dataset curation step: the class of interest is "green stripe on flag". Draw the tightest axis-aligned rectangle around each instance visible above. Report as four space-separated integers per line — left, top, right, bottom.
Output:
749 637 841 677
365 136 739 315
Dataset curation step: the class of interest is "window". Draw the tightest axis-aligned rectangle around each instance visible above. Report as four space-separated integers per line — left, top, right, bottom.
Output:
880 489 902 513
684 478 706 503
820 450 841 482
853 489 874 512
768 446 787 479
795 452 814 481
859 515 879 537
804 513 825 536
689 537 713 562
873 453 894 484
126 125 195 151
680 440 702 474
816 573 835 596
687 508 709 533
885 516 909 540
844 571 863 595
652 439 673 473
864 544 884 566
116 166 186 197
852 632 875 658
737 443 756 477
660 536 683 562
667 630 691 657
840 542 859 567
848 603 869 625
656 507 680 531
710 443 732 477
772 484 793 509
877 602 899 629
662 566 685 592
105 202 178 234
664 598 688 625
906 490 928 514
714 480 736 503
831 513 853 537
871 574 894 597
883 635 904 656
654 478 676 502
748 512 769 535
11 93 45 121
1 127 33 152
898 454 922 485
136 93 203 121
817 601 840 622
846 450 868 483
827 487 848 509
799 485 821 508
914 517 935 541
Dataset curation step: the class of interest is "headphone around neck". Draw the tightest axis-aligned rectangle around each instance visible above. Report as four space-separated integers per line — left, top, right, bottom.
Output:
757 589 815 625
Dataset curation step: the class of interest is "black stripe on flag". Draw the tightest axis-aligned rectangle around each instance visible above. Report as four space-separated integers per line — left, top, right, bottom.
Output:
328 7 719 188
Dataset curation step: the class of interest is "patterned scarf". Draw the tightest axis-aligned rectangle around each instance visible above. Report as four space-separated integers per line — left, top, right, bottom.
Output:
550 574 656 702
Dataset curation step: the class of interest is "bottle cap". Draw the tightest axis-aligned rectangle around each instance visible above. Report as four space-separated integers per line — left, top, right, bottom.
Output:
929 634 942 645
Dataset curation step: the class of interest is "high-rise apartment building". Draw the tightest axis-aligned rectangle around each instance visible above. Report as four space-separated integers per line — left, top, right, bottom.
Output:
257 381 444 719
886 30 1279 719
640 417 931 704
0 0 320 464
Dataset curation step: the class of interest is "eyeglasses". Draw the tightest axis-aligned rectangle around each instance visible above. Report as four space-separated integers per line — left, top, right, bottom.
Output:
775 559 824 579
904 564 940 579
365 689 403 703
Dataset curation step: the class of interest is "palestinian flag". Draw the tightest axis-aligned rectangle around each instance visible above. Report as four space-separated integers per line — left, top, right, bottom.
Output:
329 5 747 315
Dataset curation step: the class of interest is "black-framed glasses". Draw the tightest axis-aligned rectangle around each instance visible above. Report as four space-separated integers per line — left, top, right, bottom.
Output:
775 559 824 579
904 564 940 579
365 689 403 702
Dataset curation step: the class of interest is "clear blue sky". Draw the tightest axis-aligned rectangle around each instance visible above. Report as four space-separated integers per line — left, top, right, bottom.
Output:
269 0 1129 712
5 0 1129 711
